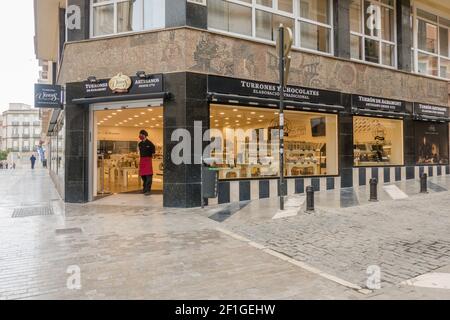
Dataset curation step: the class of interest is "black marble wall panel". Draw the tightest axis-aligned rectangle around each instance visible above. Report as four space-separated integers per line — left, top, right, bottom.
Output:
396 0 413 72
166 0 207 29
333 0 351 59
163 72 209 208
403 118 415 166
66 0 90 42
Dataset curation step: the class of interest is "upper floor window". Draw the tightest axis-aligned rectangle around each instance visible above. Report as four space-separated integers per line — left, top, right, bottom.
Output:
350 0 397 67
414 8 450 79
91 0 165 38
208 0 333 54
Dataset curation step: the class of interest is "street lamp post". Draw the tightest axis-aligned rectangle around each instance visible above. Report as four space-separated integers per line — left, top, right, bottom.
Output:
277 25 292 211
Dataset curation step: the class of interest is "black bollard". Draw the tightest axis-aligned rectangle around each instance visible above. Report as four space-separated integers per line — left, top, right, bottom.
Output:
420 173 428 193
306 186 315 212
369 178 378 202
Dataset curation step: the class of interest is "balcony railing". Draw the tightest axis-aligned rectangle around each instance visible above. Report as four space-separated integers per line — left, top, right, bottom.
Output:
22 148 30 152
33 121 41 126
22 134 30 138
11 134 20 138
33 134 41 138
11 122 20 126
22 122 30 126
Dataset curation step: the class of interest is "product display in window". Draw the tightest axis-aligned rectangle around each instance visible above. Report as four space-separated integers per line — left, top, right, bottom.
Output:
415 122 449 165
210 105 338 180
353 116 404 166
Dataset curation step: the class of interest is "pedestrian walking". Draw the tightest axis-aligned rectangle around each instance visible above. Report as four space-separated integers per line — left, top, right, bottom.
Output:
30 155 37 170
138 130 156 196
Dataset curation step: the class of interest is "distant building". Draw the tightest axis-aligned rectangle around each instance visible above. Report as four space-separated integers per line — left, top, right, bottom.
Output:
1 103 41 160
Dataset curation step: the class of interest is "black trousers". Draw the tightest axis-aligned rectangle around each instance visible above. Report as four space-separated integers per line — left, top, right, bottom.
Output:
141 175 153 194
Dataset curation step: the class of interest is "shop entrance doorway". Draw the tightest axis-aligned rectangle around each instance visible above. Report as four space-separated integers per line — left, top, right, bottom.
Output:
90 100 164 199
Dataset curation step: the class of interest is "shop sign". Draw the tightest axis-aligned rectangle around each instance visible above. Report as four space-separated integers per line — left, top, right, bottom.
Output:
208 75 341 106
109 73 132 93
414 103 449 119
82 73 163 98
34 84 62 109
352 94 406 113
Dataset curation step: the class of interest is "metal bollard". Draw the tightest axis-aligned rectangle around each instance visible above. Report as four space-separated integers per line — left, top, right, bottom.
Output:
420 173 428 193
306 186 315 212
369 178 378 202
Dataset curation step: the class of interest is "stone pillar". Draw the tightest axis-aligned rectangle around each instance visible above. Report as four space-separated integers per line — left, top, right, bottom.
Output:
64 83 90 203
333 0 351 59
163 72 209 208
166 0 207 30
396 0 413 72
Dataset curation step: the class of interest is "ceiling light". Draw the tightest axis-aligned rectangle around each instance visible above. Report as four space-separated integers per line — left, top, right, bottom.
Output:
151 118 156 121
128 118 133 120
108 116 112 118
258 120 263 122
145 120 149 123
148 109 153 112
112 113 117 115
259 115 264 118
134 115 139 118
158 116 162 118
251 112 256 115
233 109 238 112
220 112 225 115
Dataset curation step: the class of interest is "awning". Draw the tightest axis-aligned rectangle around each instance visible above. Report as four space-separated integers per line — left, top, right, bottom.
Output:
71 92 171 105
352 107 409 119
47 109 62 134
208 93 345 113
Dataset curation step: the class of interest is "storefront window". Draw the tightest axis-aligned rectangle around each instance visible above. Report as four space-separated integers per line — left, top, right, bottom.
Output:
414 8 450 79
353 116 404 166
209 105 338 180
208 0 333 54
350 0 397 67
91 0 165 37
415 122 449 165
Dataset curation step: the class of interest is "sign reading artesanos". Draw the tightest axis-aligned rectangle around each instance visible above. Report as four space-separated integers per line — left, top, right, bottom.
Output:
108 73 132 93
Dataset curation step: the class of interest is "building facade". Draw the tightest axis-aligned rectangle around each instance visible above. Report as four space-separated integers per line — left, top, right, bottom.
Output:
34 0 450 207
0 103 41 161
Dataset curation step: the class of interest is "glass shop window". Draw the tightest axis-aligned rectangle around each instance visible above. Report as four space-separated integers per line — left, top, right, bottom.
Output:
209 105 338 180
353 116 404 166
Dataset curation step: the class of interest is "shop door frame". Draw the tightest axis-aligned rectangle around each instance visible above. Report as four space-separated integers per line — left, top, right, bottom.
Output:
88 98 164 201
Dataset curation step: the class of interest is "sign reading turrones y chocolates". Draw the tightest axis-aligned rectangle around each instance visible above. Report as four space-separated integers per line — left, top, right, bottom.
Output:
34 84 62 109
352 94 406 113
208 75 341 106
82 73 164 98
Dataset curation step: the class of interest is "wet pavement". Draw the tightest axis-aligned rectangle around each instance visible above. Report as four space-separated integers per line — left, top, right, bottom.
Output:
2 168 450 299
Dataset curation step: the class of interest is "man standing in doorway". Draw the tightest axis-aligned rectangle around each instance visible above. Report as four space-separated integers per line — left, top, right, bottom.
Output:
138 130 156 196
30 154 37 170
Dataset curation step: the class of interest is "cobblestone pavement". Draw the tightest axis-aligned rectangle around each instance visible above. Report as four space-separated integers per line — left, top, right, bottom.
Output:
2 169 450 299
0 169 360 300
224 189 450 295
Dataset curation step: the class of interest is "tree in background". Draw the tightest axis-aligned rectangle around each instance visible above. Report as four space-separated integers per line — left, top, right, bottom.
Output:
0 151 8 161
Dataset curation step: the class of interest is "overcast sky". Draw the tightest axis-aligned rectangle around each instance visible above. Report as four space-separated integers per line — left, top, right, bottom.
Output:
0 0 39 112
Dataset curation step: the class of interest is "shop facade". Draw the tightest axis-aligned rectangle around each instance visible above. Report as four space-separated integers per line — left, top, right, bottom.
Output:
34 0 450 208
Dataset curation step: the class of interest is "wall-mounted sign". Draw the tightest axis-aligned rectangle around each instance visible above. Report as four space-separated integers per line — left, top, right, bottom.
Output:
352 94 406 113
34 84 62 109
109 73 132 93
82 73 163 98
414 103 449 119
208 75 341 106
